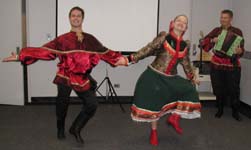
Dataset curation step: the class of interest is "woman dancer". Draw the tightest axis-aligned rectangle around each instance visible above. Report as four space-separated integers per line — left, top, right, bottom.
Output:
128 15 201 146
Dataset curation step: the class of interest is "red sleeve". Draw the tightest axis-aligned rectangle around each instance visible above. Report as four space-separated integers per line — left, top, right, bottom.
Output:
201 28 220 52
42 38 58 49
86 34 123 66
84 33 107 52
19 47 57 65
100 50 123 66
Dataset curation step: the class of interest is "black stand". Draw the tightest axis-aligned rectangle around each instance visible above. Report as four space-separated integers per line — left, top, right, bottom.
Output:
95 66 125 112
199 38 204 74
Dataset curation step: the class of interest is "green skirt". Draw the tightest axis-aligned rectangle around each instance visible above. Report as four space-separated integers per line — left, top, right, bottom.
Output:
131 66 201 122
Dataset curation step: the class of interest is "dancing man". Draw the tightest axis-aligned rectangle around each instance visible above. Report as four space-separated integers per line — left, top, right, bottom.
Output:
3 6 127 145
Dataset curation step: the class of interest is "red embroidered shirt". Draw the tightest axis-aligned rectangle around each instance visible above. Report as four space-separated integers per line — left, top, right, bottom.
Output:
19 31 123 91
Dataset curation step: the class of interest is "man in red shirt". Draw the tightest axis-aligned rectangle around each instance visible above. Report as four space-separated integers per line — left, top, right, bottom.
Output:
3 6 127 145
202 10 245 121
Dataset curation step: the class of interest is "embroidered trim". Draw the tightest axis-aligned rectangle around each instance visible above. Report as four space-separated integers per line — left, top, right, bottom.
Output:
41 47 110 54
211 61 235 67
163 41 187 58
170 31 183 41
131 101 201 122
148 65 177 77
165 39 181 74
56 73 90 87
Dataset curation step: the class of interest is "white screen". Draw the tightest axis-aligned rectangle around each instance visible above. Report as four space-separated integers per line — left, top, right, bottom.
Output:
57 0 158 52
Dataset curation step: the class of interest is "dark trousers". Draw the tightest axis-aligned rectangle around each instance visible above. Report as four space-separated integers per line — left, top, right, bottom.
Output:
56 84 98 130
210 66 241 111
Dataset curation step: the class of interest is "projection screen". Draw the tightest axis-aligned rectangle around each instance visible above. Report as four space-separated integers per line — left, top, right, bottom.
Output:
57 0 158 52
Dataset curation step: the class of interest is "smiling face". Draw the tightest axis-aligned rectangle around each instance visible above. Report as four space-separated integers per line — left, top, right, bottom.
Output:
69 9 84 29
173 15 188 33
220 13 232 28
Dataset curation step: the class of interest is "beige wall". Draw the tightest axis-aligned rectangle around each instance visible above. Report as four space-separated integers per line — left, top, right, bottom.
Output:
0 0 24 105
25 0 251 103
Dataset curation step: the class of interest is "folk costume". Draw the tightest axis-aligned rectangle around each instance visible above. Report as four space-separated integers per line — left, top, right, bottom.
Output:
201 26 245 120
129 29 201 126
18 31 125 143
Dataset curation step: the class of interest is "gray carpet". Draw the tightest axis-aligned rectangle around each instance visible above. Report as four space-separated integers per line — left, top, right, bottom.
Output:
0 104 250 150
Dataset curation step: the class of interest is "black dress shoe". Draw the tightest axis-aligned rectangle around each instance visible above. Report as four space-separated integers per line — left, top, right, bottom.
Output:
232 112 242 121
215 109 223 118
69 127 84 144
57 129 66 140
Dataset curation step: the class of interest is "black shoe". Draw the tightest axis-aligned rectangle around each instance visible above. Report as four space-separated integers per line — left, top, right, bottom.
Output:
69 127 84 144
215 109 223 118
232 112 242 122
57 120 66 140
57 129 66 140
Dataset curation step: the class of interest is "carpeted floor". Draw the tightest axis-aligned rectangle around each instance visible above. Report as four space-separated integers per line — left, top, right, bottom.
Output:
0 103 250 150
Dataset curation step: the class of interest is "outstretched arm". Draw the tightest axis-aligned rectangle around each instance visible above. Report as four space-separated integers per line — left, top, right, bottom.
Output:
87 34 128 67
2 38 59 64
2 52 19 62
128 31 167 64
100 50 128 67
101 31 167 66
18 47 57 65
2 47 57 65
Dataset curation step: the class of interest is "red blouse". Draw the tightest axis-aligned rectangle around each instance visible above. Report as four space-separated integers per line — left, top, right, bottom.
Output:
19 31 123 91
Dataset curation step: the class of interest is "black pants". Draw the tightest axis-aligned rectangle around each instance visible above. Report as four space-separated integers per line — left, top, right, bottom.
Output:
56 84 98 127
210 66 241 110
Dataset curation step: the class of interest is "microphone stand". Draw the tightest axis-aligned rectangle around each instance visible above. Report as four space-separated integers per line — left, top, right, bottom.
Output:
95 64 125 112
199 31 204 74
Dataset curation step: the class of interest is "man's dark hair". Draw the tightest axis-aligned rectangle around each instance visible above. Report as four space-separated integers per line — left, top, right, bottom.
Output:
69 6 85 19
221 9 233 18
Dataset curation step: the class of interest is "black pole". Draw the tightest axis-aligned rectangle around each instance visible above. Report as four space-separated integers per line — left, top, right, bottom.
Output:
22 0 29 104
23 65 28 104
157 0 160 35
199 44 203 73
56 0 58 37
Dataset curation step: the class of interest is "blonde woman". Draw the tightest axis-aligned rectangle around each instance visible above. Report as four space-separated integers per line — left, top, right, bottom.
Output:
127 15 201 146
